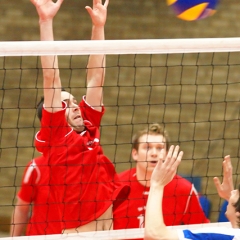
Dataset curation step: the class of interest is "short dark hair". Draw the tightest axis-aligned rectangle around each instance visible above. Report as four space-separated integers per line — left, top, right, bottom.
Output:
36 88 66 121
132 123 170 151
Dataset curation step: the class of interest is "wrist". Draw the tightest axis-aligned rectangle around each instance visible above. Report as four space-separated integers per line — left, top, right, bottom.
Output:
92 24 104 30
39 18 53 25
150 181 165 190
91 25 105 41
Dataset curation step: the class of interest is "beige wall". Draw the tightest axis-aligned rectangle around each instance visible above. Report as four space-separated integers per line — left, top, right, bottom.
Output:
0 0 240 236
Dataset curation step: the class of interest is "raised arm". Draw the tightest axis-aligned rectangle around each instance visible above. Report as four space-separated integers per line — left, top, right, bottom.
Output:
31 0 64 113
85 0 109 111
213 155 234 201
144 146 183 240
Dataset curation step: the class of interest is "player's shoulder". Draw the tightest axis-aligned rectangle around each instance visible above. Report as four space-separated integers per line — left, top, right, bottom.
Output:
33 155 45 162
31 155 46 166
25 155 49 176
168 174 193 189
118 168 136 180
22 156 46 184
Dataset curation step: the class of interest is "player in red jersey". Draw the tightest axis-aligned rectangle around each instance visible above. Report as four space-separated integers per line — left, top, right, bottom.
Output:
10 156 62 236
114 123 209 234
144 153 239 240
31 0 129 233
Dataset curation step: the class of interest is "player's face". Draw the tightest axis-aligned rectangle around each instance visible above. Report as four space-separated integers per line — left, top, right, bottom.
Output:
132 134 166 173
225 189 240 224
61 91 85 133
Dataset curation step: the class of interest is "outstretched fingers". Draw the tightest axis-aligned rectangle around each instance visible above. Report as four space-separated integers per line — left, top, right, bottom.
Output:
103 0 109 8
30 0 37 6
30 0 64 6
56 0 64 7
173 146 183 169
165 145 183 169
161 146 183 176
30 0 64 21
155 148 165 170
153 145 183 187
85 0 108 27
93 0 109 7
213 155 234 201
223 155 233 179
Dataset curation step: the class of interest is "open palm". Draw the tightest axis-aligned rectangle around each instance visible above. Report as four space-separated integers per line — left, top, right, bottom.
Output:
30 0 64 21
85 0 109 27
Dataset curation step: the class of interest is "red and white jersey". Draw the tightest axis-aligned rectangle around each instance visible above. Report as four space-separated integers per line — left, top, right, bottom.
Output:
113 168 209 233
35 97 129 230
18 156 62 235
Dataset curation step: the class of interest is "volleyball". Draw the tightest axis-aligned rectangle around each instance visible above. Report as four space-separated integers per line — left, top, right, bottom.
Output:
166 0 219 21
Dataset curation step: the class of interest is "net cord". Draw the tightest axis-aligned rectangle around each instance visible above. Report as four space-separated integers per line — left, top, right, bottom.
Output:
0 38 240 56
0 38 236 239
1 223 231 240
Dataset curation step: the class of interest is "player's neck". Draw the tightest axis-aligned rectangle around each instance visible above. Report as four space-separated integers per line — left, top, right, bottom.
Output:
136 167 152 187
229 217 239 228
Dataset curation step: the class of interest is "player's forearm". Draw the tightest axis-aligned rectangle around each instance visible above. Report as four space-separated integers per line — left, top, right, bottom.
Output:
145 184 178 240
10 222 27 237
39 19 54 41
88 25 105 70
91 25 105 41
87 25 105 85
10 207 29 236
39 19 61 111
39 20 60 78
86 25 105 109
145 185 167 239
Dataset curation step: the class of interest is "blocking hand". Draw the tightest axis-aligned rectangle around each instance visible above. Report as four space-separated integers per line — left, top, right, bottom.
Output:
213 155 234 201
85 0 109 27
30 0 64 22
151 145 183 188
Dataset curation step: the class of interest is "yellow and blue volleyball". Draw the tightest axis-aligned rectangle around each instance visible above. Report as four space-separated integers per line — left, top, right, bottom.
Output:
167 0 219 21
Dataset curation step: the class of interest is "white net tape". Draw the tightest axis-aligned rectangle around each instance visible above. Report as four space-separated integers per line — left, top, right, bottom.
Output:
0 223 232 240
0 38 240 56
0 38 238 239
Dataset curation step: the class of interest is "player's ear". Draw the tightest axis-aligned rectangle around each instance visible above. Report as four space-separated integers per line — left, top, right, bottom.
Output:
235 211 240 217
132 148 138 162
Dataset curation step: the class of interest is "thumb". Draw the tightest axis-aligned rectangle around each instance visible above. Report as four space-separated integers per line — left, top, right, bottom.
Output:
85 6 93 17
159 149 165 162
155 149 164 170
213 177 221 191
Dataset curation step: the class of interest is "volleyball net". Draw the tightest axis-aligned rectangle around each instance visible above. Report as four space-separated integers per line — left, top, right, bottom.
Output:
0 38 239 238
0 223 233 240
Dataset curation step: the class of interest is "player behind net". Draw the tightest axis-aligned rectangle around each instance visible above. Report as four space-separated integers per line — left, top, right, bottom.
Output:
144 148 240 240
30 0 129 234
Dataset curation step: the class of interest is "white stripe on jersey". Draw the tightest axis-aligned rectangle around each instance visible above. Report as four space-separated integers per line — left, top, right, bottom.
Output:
23 159 41 184
183 184 199 215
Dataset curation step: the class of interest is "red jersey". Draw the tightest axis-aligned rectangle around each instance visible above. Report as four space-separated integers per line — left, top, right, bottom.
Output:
17 156 62 235
114 168 209 232
35 97 129 230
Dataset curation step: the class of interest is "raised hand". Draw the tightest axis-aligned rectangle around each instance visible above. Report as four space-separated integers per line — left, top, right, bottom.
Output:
151 145 183 188
213 155 234 201
30 0 64 22
85 0 109 27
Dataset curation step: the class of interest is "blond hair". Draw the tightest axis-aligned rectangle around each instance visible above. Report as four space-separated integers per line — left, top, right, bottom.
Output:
132 123 170 151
